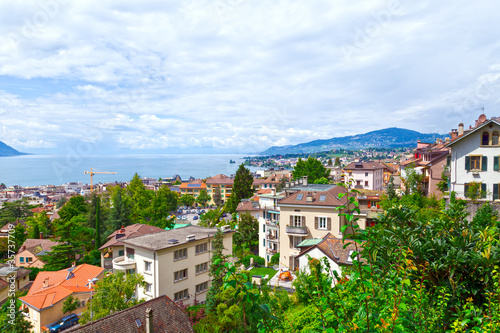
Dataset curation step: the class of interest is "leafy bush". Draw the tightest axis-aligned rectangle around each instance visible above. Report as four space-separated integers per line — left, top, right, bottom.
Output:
270 252 280 265
242 255 264 267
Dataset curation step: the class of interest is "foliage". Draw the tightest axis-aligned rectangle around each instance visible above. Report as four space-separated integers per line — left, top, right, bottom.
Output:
313 177 330 184
13 224 27 252
149 186 177 228
465 181 486 200
180 194 196 208
213 186 223 207
62 294 80 315
26 212 51 238
327 158 333 166
126 173 153 223
56 196 68 209
196 190 211 207
292 157 330 184
106 185 133 235
437 170 449 194
0 295 33 332
0 199 33 224
276 177 287 192
226 164 254 213
242 254 265 267
58 195 87 222
80 271 146 324
402 164 424 195
79 249 102 266
199 208 223 228
205 229 226 313
387 175 397 201
235 212 258 252
270 252 280 265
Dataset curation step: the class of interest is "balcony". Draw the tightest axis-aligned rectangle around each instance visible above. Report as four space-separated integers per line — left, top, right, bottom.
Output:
286 225 308 236
266 233 278 241
112 256 136 271
265 219 279 228
266 248 278 255
443 165 451 176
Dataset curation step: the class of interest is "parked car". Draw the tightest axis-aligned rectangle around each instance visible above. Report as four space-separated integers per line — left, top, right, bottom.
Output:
222 213 227 217
201 209 206 214
182 215 187 220
47 314 79 332
193 215 199 220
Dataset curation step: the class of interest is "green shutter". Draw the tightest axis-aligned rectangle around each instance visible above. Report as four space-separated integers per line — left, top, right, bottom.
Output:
493 184 499 200
494 156 499 171
464 183 469 198
481 183 487 198
465 156 470 171
446 155 451 166
482 156 488 171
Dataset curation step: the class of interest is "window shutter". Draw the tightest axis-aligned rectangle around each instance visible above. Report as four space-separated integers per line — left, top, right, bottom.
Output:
464 183 469 198
327 217 331 230
493 184 499 200
314 217 318 229
290 215 293 225
446 155 451 166
302 216 306 225
494 156 499 171
482 156 488 171
465 156 470 171
367 201 371 208
481 183 487 198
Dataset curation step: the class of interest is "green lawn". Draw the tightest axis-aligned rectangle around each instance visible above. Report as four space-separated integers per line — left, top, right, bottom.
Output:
249 267 277 282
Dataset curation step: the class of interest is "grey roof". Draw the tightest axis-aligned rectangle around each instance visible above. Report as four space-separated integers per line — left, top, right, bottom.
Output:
121 225 224 251
288 184 337 192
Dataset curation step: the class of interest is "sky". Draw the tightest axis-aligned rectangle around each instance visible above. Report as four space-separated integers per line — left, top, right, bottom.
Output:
1 0 500 155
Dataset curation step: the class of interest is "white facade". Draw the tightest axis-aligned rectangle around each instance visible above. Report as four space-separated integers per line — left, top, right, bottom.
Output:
344 164 384 191
297 247 341 277
258 194 283 265
448 119 500 200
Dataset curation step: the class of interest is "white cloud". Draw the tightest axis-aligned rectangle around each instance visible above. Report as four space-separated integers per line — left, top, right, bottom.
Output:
1 0 500 152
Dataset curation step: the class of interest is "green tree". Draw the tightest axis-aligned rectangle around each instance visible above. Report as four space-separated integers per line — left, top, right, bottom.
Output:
334 156 341 166
276 177 287 192
0 295 33 332
179 194 196 207
58 195 88 222
314 177 330 184
386 175 397 201
205 229 226 313
56 196 67 209
199 209 223 228
79 272 146 324
327 158 333 166
213 186 223 207
226 164 253 213
126 173 153 223
436 171 449 194
149 186 178 228
236 212 258 252
195 190 211 207
106 185 133 234
62 294 80 316
13 224 27 252
174 180 181 185
292 157 330 184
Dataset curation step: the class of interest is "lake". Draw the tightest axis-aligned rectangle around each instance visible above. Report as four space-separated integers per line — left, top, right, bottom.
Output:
0 154 257 187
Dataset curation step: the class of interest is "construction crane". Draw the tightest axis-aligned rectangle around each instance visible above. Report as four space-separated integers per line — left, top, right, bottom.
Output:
84 168 117 193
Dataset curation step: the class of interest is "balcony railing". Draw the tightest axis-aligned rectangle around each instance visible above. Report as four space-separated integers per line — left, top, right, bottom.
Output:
266 248 278 254
266 233 278 240
112 256 136 271
286 225 308 235
266 219 279 227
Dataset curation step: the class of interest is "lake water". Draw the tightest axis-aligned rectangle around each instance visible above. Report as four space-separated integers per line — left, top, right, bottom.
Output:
0 154 257 187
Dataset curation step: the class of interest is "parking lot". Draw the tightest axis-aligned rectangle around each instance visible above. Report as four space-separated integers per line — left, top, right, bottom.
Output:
173 207 231 225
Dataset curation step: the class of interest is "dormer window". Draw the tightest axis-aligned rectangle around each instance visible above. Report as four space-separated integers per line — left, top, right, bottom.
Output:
482 132 490 145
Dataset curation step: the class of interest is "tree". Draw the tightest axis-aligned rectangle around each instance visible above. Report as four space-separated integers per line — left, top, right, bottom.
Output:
106 186 133 235
402 164 424 195
126 173 153 223
199 209 223 228
0 295 33 332
226 164 253 213
213 187 223 207
196 190 211 207
149 186 178 228
292 157 330 184
174 180 181 185
56 196 68 209
327 158 333 166
276 176 288 192
236 212 258 252
79 272 146 324
58 195 87 222
334 156 341 166
386 175 397 201
179 194 196 207
13 224 27 252
62 295 80 316
205 229 226 313
436 171 449 194
313 177 330 184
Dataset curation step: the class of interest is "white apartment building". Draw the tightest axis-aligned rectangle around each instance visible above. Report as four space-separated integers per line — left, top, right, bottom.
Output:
258 192 285 265
344 162 384 191
113 225 234 305
446 115 500 200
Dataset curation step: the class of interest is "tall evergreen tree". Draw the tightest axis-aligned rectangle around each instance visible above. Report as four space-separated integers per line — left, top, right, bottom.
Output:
205 229 226 313
0 296 33 332
106 186 133 234
226 164 253 212
213 187 223 207
387 175 396 201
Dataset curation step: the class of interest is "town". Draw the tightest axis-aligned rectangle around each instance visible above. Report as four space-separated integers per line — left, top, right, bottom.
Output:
1 113 499 332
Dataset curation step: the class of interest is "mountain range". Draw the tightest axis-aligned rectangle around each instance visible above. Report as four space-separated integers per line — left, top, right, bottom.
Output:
0 141 26 156
260 127 449 155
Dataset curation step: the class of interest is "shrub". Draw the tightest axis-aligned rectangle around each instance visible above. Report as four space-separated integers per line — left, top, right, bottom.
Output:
242 255 264 267
270 252 280 265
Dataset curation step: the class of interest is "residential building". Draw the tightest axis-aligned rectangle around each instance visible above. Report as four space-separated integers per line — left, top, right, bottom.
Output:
113 225 234 305
256 191 285 265
296 233 361 283
236 199 260 220
15 239 61 268
344 162 384 191
355 189 384 227
205 174 234 204
0 264 31 305
277 181 367 271
66 295 194 333
99 224 166 270
179 180 207 204
20 263 105 333
446 114 500 200
400 139 450 197
380 162 398 187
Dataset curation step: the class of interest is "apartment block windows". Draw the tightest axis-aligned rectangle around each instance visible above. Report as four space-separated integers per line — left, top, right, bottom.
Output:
195 243 208 255
316 217 328 230
196 281 209 294
174 289 189 301
20 257 24 263
144 261 151 272
145 283 152 294
174 248 188 261
494 156 499 171
174 269 188 282
365 181 369 186
195 262 208 274
365 172 368 177
465 155 487 171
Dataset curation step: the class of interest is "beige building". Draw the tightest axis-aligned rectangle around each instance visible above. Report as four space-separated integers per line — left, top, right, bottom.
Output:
278 184 366 271
20 263 105 333
0 264 31 305
15 239 61 268
113 225 234 305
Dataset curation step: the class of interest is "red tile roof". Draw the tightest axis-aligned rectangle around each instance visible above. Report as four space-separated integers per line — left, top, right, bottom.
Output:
344 161 384 171
298 233 363 265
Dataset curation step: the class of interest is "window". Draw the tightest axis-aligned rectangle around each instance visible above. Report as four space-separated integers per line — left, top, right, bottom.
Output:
292 215 303 227
196 281 208 294
482 132 490 145
174 269 188 282
145 283 152 294
126 269 135 275
195 243 208 255
319 195 326 202
144 261 151 272
365 172 368 177
296 193 303 200
464 183 487 199
118 250 124 257
466 155 487 171
80 300 85 308
195 262 208 274
293 236 303 248
262 224 265 232
127 248 135 260
27 257 33 263
495 156 499 172
493 132 499 145
174 248 188 261
364 181 368 186
20 257 24 263
318 217 327 230
494 184 499 200
174 289 189 301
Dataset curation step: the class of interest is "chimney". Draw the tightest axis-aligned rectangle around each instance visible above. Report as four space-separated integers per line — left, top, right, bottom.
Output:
146 308 153 333
43 278 49 288
450 129 458 141
302 176 308 186
306 193 313 202
71 261 76 268
40 232 44 239
458 123 464 136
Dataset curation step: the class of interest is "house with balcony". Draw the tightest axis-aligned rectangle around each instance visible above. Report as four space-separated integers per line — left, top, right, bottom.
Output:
15 239 61 268
446 114 500 200
277 182 368 271
205 174 234 205
256 191 285 265
99 224 166 270
179 180 207 204
113 225 234 305
343 162 384 191
20 263 104 333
